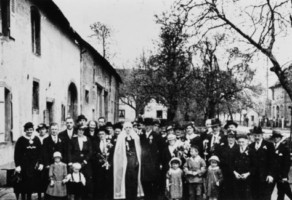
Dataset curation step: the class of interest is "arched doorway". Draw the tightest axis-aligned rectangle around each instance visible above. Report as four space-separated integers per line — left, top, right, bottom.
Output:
68 83 78 121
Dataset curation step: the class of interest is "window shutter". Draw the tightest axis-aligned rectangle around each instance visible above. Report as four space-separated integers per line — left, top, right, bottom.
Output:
9 0 16 38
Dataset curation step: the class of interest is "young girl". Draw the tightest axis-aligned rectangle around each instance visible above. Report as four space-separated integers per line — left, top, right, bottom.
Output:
166 157 183 200
66 163 86 200
206 156 223 200
46 151 68 200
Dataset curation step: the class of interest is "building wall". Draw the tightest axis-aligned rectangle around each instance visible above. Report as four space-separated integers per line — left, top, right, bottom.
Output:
80 50 119 123
270 86 292 127
0 0 79 169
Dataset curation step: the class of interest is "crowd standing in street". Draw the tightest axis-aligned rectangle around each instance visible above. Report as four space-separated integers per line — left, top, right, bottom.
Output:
13 116 292 200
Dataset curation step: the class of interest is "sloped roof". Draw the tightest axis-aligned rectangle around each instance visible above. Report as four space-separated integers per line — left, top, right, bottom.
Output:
31 0 122 83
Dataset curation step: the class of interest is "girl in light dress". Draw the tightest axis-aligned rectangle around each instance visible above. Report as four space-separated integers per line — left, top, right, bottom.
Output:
46 151 67 200
205 155 223 200
166 157 183 200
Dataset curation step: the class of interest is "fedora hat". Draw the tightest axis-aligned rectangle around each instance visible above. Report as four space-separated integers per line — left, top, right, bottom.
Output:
211 118 221 127
224 120 238 129
271 130 283 138
144 118 154 126
251 126 264 134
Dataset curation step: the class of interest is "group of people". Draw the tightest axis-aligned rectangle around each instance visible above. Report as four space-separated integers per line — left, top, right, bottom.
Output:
13 115 292 200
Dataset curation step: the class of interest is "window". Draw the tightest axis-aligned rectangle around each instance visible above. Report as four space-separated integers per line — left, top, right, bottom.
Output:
1 0 10 36
85 89 89 103
31 7 41 55
32 81 39 111
251 115 254 122
157 110 163 119
119 110 125 118
61 104 66 122
104 91 108 119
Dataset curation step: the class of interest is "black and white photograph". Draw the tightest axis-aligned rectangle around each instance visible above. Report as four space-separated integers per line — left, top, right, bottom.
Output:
1 0 292 199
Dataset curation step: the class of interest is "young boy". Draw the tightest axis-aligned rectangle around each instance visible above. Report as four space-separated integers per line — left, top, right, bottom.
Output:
184 145 206 200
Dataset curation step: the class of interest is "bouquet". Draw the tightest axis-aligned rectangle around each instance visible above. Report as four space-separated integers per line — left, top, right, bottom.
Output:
97 139 113 170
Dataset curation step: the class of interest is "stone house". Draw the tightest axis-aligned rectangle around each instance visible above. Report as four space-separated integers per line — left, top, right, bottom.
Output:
0 0 121 182
270 82 292 127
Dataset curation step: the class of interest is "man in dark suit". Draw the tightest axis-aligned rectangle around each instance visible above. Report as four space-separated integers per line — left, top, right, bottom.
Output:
42 123 66 167
140 118 162 200
249 126 275 200
271 130 292 200
218 130 239 200
58 117 77 164
204 118 227 159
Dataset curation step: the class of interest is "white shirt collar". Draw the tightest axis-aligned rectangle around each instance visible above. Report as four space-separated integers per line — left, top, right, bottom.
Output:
146 130 152 138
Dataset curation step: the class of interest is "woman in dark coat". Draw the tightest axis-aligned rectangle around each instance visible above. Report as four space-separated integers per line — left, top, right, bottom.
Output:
68 124 93 199
14 122 43 200
92 127 114 199
233 135 252 200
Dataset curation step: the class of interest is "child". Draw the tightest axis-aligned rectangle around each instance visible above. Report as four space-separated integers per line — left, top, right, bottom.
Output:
183 145 206 200
46 151 68 200
66 163 86 200
206 156 223 200
166 157 183 200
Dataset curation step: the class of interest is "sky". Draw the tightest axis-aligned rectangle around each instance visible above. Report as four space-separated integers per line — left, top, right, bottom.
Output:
52 0 292 89
53 0 174 68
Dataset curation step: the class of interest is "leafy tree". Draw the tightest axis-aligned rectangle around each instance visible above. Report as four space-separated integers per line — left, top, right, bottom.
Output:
192 34 256 119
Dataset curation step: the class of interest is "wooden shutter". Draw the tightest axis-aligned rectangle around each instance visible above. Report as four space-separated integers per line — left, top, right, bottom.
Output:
0 1 2 34
9 0 16 38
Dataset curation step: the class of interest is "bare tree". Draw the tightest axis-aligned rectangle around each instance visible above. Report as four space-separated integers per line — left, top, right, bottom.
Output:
90 22 112 59
178 0 292 100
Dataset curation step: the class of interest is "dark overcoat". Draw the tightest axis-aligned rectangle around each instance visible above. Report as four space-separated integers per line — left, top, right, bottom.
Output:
42 135 66 166
140 131 162 182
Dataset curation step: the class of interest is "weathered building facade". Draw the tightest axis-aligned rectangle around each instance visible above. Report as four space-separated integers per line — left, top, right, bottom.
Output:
270 82 292 127
0 0 121 179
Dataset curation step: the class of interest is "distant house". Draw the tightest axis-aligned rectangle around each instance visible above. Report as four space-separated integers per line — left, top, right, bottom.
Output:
118 98 167 122
219 108 259 127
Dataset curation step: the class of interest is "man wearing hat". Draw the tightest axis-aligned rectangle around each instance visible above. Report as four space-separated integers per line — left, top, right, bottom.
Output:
249 126 275 200
204 118 227 159
271 130 292 200
218 130 239 200
140 118 162 200
224 120 238 132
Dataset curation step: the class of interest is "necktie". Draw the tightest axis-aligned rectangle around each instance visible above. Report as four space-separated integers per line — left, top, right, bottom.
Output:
256 142 259 150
